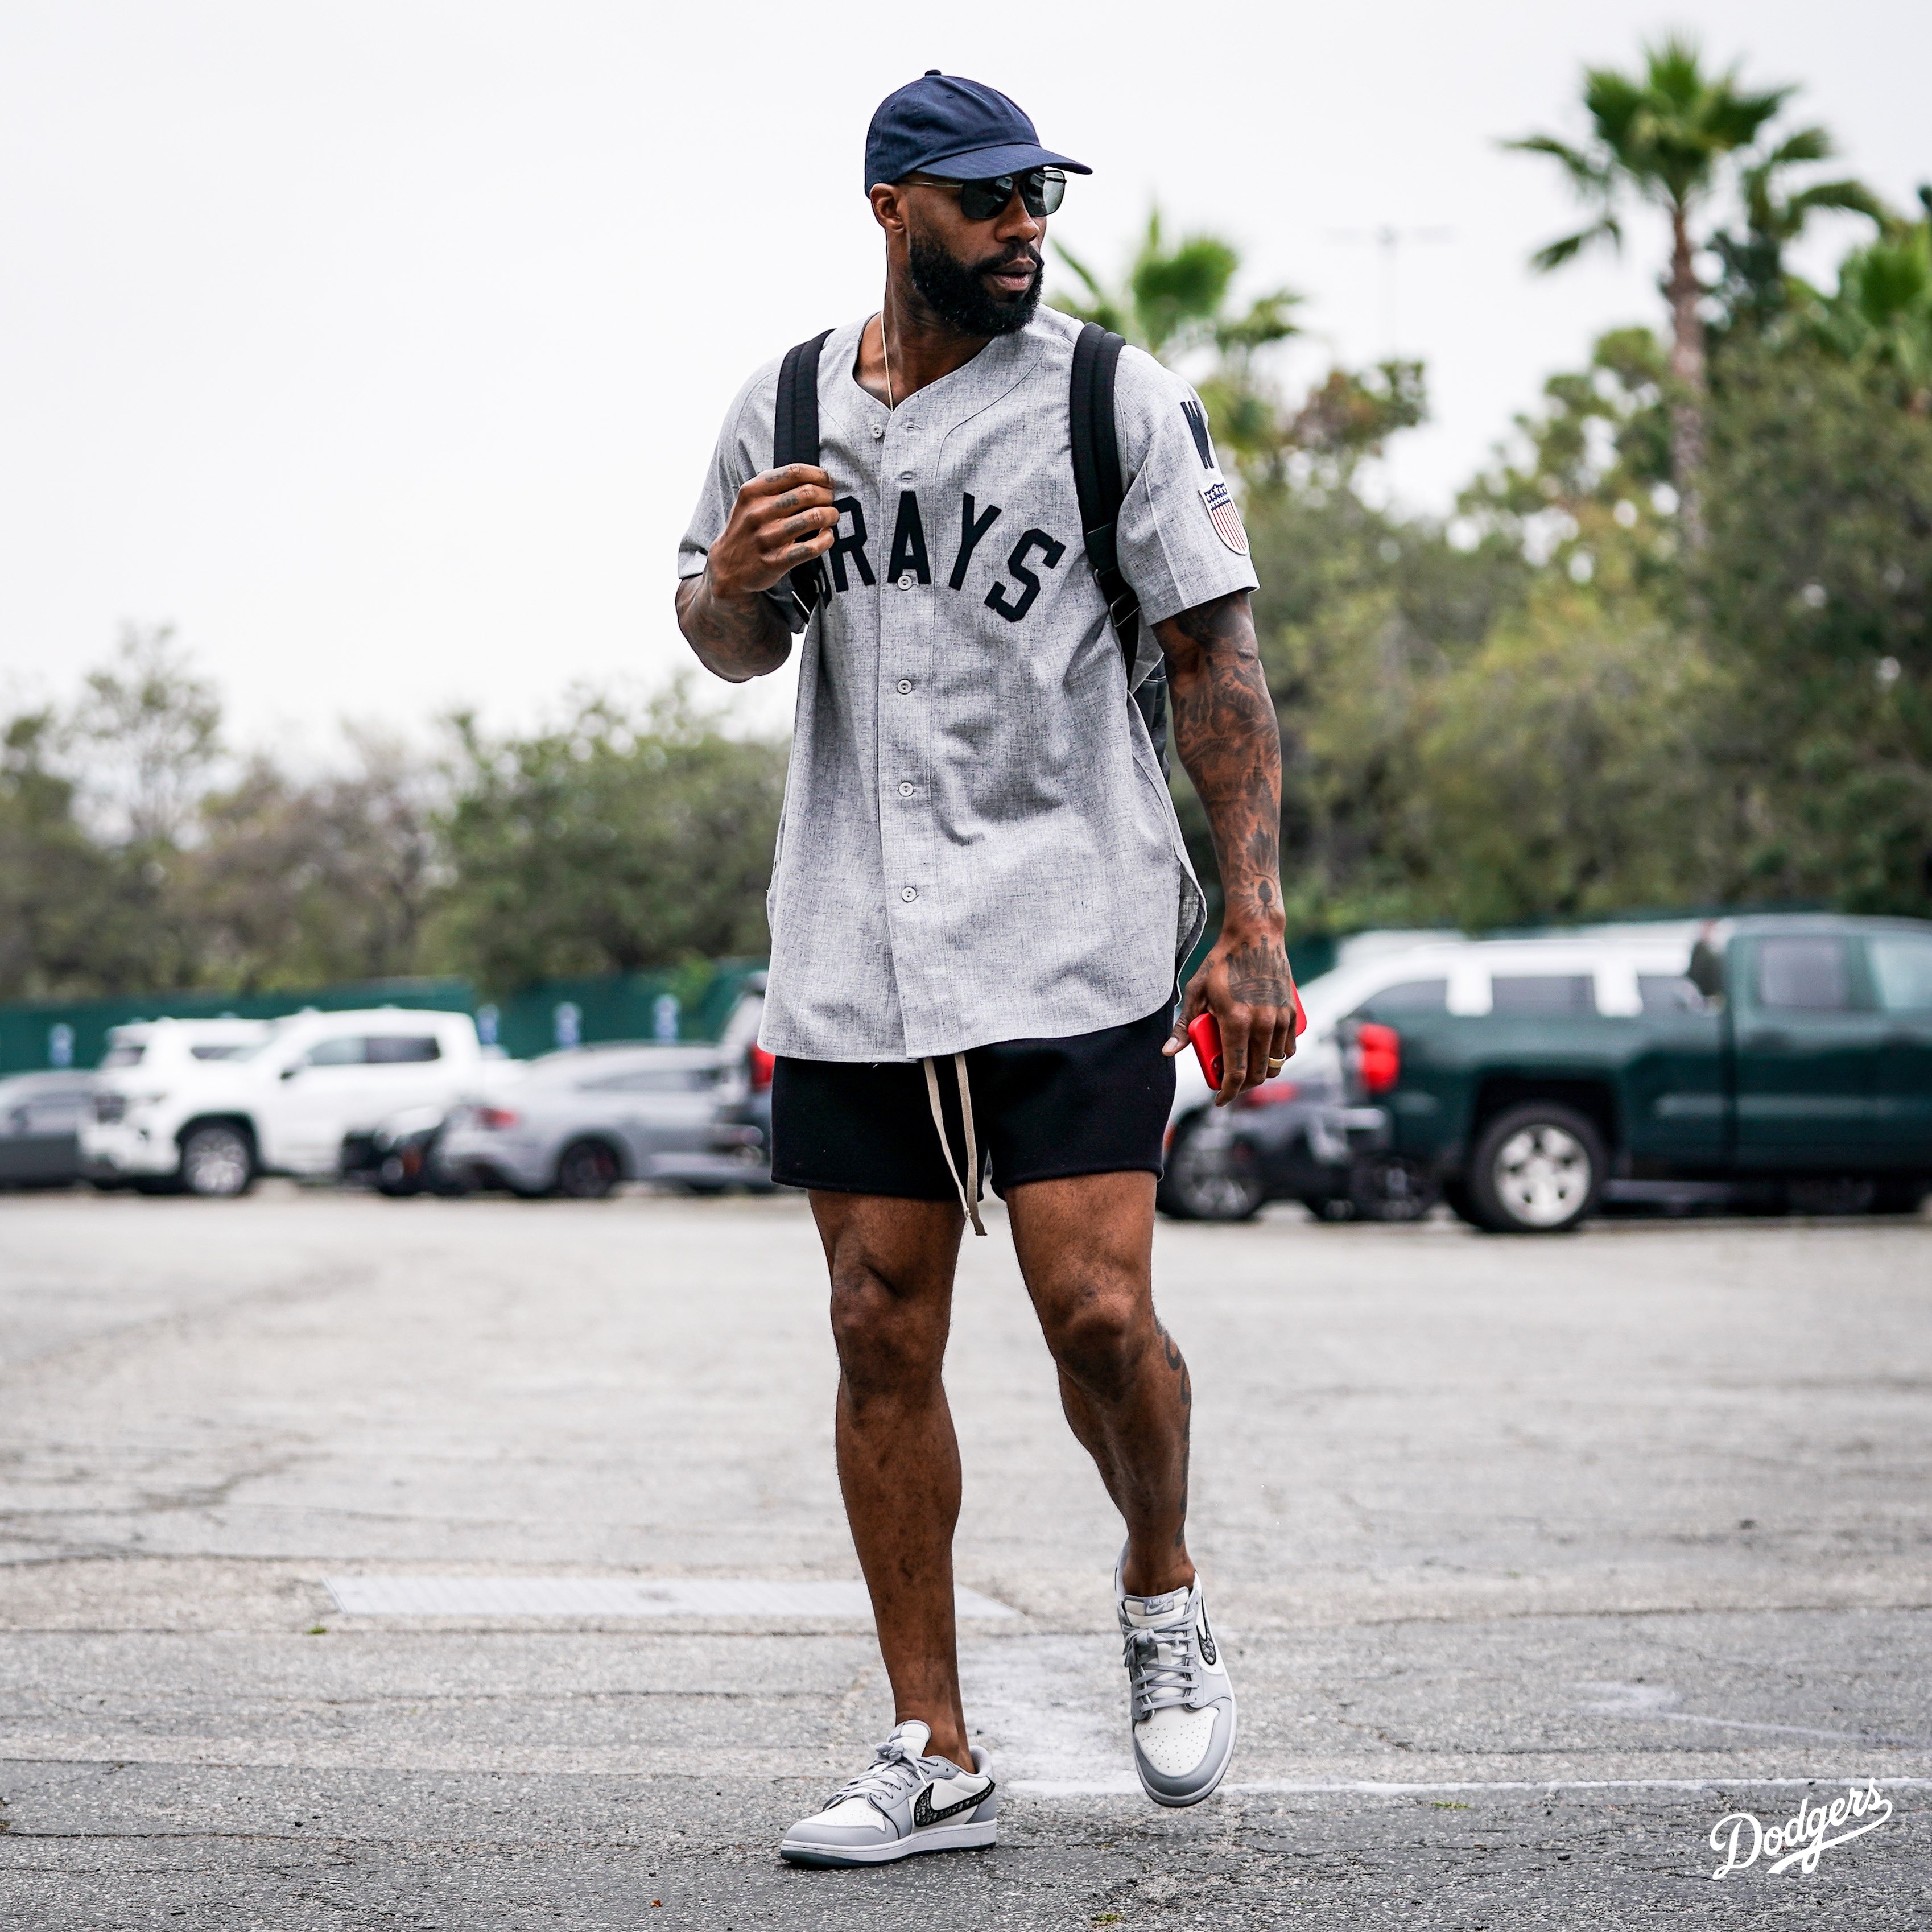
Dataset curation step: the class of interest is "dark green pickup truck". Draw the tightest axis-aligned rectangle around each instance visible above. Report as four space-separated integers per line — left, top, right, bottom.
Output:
1349 914 1932 1233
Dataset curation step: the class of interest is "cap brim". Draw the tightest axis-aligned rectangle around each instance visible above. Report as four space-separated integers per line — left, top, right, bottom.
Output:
917 141 1091 179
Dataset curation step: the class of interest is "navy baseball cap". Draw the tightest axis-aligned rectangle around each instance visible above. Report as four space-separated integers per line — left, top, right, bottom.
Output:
864 71 1090 194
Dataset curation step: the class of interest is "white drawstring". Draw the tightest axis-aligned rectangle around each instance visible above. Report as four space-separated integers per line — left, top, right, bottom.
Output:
922 1053 986 1236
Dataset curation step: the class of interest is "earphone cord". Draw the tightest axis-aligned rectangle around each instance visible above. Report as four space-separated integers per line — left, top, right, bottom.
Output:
882 294 896 412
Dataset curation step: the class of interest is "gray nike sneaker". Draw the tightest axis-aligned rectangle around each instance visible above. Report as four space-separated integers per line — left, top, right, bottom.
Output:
1116 1551 1237 1806
779 1720 997 1867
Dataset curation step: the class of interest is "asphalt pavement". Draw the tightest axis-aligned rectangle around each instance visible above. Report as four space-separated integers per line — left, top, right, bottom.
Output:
1 1185 1928 1929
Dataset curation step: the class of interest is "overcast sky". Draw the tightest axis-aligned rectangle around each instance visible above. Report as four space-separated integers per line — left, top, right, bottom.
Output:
1 0 1925 751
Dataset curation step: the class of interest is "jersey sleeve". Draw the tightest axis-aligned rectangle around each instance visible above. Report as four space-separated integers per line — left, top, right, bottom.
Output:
676 360 804 629
1110 347 1260 639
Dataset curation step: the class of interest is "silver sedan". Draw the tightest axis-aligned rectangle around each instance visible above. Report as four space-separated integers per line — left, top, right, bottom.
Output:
434 1045 752 1199
0 1072 96 1188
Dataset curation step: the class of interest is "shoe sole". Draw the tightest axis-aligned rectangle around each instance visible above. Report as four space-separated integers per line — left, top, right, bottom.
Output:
779 1819 997 1867
1135 1702 1237 1809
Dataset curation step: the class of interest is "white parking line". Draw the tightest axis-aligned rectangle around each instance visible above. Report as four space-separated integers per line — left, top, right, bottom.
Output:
1012 1775 1932 1797
323 1575 1015 1618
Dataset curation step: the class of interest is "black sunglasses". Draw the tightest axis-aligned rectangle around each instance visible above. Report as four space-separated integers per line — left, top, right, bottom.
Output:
907 167 1066 221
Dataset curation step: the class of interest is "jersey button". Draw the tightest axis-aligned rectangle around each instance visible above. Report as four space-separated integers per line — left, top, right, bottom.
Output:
870 423 884 440
896 678 913 694
898 781 915 797
901 886 918 902
897 572 916 590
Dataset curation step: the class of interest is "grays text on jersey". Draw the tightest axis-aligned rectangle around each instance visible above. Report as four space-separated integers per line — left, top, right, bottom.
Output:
678 307 1258 1063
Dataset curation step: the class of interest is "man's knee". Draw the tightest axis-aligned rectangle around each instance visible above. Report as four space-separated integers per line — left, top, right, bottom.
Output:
1040 1277 1153 1400
829 1255 947 1398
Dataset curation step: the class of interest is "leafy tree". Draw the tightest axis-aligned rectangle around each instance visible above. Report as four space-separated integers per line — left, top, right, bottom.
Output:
1169 474 1530 936
1459 326 1677 597
68 623 223 847
434 684 787 992
1698 338 1932 912
181 730 441 990
1278 361 1429 489
0 712 127 997
1406 585 1732 927
1509 37 1822 534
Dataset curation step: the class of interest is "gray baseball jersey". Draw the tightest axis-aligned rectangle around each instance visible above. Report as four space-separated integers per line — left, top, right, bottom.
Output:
678 305 1259 1063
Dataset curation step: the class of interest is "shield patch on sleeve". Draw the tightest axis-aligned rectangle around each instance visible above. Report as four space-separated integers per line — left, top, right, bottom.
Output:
1200 477 1249 555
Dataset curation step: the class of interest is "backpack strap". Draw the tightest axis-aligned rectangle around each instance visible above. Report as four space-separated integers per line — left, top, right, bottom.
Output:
773 329 833 625
1070 322 1169 771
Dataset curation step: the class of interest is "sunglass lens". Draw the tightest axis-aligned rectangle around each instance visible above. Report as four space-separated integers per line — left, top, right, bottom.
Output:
955 170 1067 220
957 176 1012 221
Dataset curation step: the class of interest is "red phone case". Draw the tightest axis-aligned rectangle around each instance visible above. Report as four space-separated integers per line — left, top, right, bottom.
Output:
1188 983 1308 1087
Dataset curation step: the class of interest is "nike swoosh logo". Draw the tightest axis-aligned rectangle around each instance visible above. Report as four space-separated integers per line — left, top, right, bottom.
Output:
914 1778 992 1828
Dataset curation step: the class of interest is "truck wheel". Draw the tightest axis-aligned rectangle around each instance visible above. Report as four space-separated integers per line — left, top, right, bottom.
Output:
1468 1102 1604 1234
1157 1114 1265 1223
179 1124 255 1199
555 1138 620 1201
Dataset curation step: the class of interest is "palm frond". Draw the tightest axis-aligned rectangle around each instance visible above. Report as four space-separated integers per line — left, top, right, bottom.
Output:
1763 125 1834 167
1215 288 1303 354
1504 132 1612 200
1051 240 1107 302
1787 179 1886 226
1529 218 1623 274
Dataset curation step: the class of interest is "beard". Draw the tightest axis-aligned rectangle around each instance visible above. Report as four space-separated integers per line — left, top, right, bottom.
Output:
908 229 1042 337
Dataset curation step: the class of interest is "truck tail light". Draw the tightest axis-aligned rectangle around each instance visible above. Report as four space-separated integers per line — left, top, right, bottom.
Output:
747 1043 775 1095
1236 1080 1299 1110
1355 1023 1401 1095
476 1106 520 1130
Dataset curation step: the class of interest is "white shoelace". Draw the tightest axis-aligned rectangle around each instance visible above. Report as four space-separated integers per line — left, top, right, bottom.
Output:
923 1052 986 1236
827 1735 935 1818
1124 1619 1203 1722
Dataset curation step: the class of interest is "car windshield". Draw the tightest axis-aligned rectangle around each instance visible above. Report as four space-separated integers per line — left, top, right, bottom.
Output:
99 1043 145 1068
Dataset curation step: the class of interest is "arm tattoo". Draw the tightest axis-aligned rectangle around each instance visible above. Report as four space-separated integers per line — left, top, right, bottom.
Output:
675 571 794 684
1156 591 1283 943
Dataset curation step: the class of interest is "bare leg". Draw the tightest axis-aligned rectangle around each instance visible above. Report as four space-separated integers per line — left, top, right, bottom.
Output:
811 1191 973 1766
1005 1171 1195 1599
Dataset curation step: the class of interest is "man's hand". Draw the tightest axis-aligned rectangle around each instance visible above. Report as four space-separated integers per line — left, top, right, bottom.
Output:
1153 589 1294 1104
675 464 840 682
707 464 840 598
1165 926 1297 1105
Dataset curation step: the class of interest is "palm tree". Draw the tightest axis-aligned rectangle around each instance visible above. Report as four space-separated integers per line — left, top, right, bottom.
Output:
1810 189 1932 413
1509 38 1796 537
1712 129 1885 332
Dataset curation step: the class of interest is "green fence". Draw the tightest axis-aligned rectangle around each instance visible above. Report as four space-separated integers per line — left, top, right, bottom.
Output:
0 960 770 1076
0 939 1355 1078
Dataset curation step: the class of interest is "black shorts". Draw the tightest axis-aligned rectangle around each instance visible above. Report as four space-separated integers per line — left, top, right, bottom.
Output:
770 1005 1176 1200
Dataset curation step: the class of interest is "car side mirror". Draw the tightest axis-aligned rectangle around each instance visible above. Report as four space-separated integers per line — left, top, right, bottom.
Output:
280 1064 302 1081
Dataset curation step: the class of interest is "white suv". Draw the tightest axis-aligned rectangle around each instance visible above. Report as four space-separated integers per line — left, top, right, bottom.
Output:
82 1008 486 1197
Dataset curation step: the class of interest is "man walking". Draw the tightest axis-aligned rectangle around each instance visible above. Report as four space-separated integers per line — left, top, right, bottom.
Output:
675 72 1294 1865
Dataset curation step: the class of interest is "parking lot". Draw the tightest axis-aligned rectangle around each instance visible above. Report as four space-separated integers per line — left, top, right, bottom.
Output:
1 1185 1927 1929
